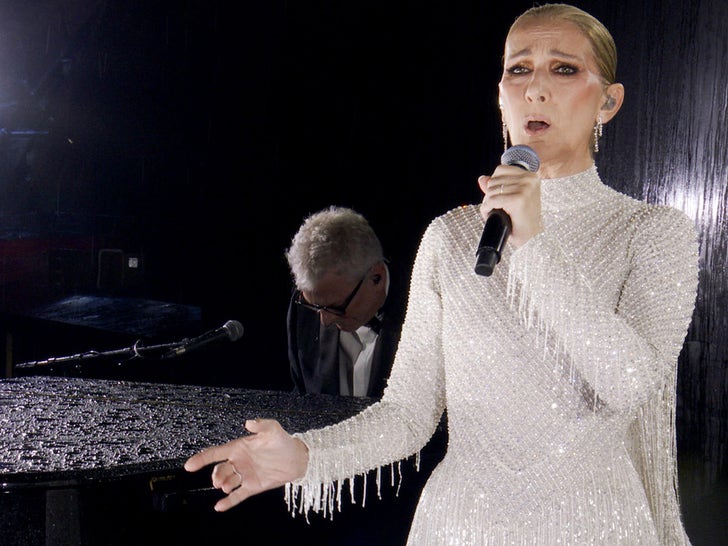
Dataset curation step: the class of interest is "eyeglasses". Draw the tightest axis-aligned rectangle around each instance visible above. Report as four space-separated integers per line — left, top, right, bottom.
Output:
294 274 366 317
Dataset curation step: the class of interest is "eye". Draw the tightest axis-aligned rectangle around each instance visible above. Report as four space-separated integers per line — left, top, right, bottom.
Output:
554 64 578 75
505 64 531 75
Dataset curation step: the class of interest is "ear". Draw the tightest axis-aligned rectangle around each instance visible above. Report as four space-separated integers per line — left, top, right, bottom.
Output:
369 260 387 286
600 83 624 124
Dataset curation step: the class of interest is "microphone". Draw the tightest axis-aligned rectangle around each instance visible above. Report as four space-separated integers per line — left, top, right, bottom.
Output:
474 145 540 277
164 320 244 358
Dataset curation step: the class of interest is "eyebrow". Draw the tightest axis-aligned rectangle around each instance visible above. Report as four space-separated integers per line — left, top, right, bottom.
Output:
508 48 581 61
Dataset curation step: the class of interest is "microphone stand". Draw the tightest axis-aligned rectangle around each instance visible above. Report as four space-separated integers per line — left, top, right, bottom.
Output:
14 339 187 371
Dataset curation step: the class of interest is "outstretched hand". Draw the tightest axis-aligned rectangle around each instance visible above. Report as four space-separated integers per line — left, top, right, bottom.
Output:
184 418 309 512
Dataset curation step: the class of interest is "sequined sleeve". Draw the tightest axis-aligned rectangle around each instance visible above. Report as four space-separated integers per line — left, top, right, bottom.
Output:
286 219 448 517
507 203 698 412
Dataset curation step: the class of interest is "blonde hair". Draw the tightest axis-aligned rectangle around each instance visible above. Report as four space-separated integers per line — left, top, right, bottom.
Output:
508 3 617 84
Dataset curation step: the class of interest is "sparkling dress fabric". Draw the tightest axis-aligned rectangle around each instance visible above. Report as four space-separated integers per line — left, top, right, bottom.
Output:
286 165 698 545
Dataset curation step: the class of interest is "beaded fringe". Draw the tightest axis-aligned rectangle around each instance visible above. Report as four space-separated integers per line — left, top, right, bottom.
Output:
282 166 697 545
285 457 408 522
505 212 691 546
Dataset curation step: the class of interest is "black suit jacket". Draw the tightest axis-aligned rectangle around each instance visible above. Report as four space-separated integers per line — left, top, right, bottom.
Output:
286 264 408 398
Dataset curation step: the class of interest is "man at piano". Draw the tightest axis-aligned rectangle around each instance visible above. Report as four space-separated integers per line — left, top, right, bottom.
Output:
284 205 406 398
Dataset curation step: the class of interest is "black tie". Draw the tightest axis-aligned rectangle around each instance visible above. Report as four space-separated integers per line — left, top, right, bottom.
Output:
365 313 382 334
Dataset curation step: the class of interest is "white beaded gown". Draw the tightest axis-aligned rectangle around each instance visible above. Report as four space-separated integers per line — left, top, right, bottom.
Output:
286 165 698 545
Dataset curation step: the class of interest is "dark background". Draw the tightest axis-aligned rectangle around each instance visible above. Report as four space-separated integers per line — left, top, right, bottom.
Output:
0 0 725 544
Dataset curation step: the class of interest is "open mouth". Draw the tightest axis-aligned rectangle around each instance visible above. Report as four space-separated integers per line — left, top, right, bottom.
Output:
526 120 550 132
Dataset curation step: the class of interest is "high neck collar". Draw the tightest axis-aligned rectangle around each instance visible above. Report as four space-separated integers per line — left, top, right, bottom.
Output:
540 164 605 212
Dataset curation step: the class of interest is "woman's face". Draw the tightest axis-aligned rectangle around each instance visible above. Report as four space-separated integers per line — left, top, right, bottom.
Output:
499 19 614 174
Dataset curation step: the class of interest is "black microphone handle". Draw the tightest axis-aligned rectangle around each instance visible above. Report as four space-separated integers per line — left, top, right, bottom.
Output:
474 145 540 277
474 209 512 277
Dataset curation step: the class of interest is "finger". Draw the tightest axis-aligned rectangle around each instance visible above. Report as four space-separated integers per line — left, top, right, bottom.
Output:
480 200 496 223
213 467 244 494
214 470 273 512
185 420 272 473
211 461 237 490
477 175 490 194
214 487 252 512
244 417 279 435
487 179 505 196
184 445 228 472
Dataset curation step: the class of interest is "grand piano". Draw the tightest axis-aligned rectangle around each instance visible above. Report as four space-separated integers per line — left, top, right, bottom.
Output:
0 375 445 545
0 294 446 544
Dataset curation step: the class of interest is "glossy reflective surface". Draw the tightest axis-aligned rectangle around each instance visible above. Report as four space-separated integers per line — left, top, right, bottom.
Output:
0 376 372 484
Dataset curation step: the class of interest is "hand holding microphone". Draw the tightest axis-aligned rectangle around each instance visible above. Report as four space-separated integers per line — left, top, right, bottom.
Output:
474 145 540 277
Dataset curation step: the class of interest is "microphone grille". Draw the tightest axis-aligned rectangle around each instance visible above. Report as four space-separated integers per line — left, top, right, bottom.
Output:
501 145 540 172
222 320 245 341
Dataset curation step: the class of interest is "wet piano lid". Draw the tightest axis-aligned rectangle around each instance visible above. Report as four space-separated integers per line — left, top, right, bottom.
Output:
0 376 374 488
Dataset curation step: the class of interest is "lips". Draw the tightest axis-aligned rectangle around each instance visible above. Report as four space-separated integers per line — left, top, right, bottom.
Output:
526 120 550 132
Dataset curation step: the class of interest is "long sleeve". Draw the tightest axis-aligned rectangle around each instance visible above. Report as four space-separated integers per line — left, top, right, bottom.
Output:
505 174 698 545
287 222 447 516
507 202 699 412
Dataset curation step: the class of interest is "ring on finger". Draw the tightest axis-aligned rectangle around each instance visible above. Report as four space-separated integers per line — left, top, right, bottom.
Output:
229 461 243 488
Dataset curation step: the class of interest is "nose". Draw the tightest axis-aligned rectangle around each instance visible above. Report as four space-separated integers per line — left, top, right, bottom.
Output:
525 71 549 103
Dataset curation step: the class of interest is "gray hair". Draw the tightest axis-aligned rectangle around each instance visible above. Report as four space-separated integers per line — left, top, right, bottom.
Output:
285 206 384 291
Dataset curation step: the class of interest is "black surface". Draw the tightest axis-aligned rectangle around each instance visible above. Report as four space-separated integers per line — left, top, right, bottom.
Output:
0 376 373 484
0 376 445 545
24 294 202 339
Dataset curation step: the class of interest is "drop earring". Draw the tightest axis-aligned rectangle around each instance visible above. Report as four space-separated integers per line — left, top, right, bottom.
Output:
501 119 509 153
593 116 603 153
